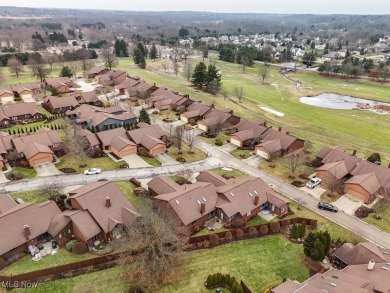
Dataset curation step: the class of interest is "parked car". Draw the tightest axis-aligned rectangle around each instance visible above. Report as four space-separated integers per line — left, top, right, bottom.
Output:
306 177 321 189
318 201 338 212
84 168 102 175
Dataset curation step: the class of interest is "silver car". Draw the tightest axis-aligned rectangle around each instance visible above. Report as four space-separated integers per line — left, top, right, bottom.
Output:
84 168 102 175
306 177 321 189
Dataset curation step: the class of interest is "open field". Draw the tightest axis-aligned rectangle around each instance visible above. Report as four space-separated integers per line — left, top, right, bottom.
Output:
115 57 390 164
25 236 308 293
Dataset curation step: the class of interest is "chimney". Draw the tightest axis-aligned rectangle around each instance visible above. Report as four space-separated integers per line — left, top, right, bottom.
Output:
23 225 30 238
352 150 357 156
105 197 111 208
263 122 267 126
254 195 260 205
278 127 281 132
367 259 375 271
200 203 205 214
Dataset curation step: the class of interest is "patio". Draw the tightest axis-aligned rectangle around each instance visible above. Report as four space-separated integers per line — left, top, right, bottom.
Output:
204 217 224 231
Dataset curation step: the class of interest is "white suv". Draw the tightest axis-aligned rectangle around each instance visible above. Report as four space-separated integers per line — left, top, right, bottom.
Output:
306 177 321 189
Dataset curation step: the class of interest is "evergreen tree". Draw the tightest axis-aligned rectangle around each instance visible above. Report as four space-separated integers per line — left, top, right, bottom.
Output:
149 43 158 60
114 39 121 57
191 62 207 87
139 108 151 125
60 66 72 78
311 239 326 261
120 40 129 57
133 43 146 69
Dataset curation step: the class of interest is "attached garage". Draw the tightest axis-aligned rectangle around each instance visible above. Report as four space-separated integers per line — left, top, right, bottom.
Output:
255 147 270 160
109 136 137 159
344 173 381 204
180 114 189 123
23 142 54 167
149 143 166 156
230 136 243 147
28 153 53 167
197 121 208 132
110 144 137 158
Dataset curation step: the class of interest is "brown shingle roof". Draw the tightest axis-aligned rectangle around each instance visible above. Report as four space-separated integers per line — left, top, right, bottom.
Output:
322 149 361 173
0 194 17 215
259 128 300 150
0 102 41 120
110 136 136 151
256 139 282 154
147 177 181 195
0 201 61 256
345 173 381 195
196 171 228 187
351 160 390 189
127 124 166 149
69 181 140 233
96 127 129 148
66 210 102 240
317 161 349 179
12 130 62 154
317 146 345 159
334 242 390 265
23 142 53 160
79 91 98 103
44 95 80 109
44 77 72 88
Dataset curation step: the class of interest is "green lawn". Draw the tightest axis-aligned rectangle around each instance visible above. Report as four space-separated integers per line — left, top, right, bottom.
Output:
211 167 246 178
169 143 208 163
246 215 270 226
140 155 162 166
10 190 42 203
11 167 37 179
0 249 96 276
153 110 179 122
230 149 253 159
115 181 147 210
199 132 230 146
26 236 308 293
56 154 123 172
363 203 390 234
113 57 390 164
3 120 66 136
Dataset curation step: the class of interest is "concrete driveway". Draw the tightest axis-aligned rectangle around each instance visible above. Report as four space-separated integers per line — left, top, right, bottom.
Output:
218 143 236 153
34 163 63 177
333 194 363 216
156 153 178 166
299 186 326 200
22 96 35 103
72 79 99 92
243 156 262 168
0 172 9 184
123 154 151 168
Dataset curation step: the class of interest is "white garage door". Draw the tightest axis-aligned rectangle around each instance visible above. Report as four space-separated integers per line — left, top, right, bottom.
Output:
231 138 242 147
256 149 269 159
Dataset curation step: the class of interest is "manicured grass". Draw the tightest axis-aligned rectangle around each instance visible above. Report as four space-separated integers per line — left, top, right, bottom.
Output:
320 192 342 203
10 190 42 203
192 226 229 237
140 155 162 166
56 155 123 172
153 110 179 122
230 149 253 159
3 119 66 136
114 57 390 164
169 143 208 163
16 265 129 293
363 203 390 234
198 132 230 146
0 248 96 276
115 180 147 210
161 236 309 293
211 167 246 178
11 167 37 179
246 215 270 226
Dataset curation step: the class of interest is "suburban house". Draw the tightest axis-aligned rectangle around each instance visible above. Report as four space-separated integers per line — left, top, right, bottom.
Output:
151 171 289 229
315 147 390 203
64 181 140 245
80 129 101 150
115 78 141 95
95 127 137 158
11 82 40 100
196 108 241 133
229 120 268 147
43 95 80 113
0 102 43 128
272 242 390 293
83 66 109 79
75 91 100 106
66 104 137 132
127 123 167 156
180 102 214 124
131 81 158 98
10 127 63 166
95 70 126 86
44 77 73 94
255 128 305 160
0 85 14 102
147 92 192 111
0 196 62 261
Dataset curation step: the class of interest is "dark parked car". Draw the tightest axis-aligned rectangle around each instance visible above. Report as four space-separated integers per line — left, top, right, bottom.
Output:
318 201 338 212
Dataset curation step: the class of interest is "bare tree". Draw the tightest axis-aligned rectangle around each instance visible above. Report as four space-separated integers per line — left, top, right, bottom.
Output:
221 90 229 101
101 44 118 70
78 49 93 71
28 57 49 82
7 57 23 78
42 181 62 201
178 167 193 182
161 62 169 73
284 153 303 177
183 61 193 82
173 126 185 154
185 129 197 154
303 141 313 154
44 54 58 71
212 114 224 139
240 54 250 72
323 177 346 194
164 121 175 139
69 61 81 78
121 200 189 291
101 87 117 106
171 47 182 62
233 85 244 102
172 59 179 77
182 48 191 63
64 124 88 167
375 188 390 218
260 63 269 83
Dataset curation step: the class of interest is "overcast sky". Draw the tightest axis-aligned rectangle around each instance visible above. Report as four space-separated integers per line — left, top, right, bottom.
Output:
1 0 390 14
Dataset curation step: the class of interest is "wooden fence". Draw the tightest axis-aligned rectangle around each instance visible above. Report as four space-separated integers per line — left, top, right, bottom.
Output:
241 280 252 293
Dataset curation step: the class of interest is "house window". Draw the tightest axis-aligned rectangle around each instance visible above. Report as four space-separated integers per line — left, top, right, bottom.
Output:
24 114 31 119
12 116 17 121
52 143 58 148
3 121 8 125
92 234 99 241
37 232 50 242
191 220 196 225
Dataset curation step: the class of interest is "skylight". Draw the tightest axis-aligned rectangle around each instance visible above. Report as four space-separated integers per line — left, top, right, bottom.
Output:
202 197 207 202
197 200 201 205
249 192 253 197
230 192 235 197
254 190 258 195
175 200 180 205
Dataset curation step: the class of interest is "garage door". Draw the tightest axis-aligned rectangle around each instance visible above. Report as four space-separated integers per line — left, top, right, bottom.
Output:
181 116 188 123
198 123 208 132
150 146 165 156
256 149 269 159
344 188 369 203
30 156 52 167
119 147 137 157
21 93 32 99
230 138 242 147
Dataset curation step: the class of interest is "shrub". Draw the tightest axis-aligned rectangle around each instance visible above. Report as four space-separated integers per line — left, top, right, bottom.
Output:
206 274 214 288
203 240 210 248
209 234 220 246
260 225 269 235
248 226 257 237
270 221 281 233
230 217 246 229
216 273 223 286
236 228 244 239
72 242 89 255
66 239 78 252
290 224 298 239
228 277 236 289
225 231 233 241
129 285 145 293
0 257 8 270
310 219 317 229
193 225 201 233
281 219 291 228
215 138 223 146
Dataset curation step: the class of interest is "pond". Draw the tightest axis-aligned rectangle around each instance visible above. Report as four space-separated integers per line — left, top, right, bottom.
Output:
300 93 390 114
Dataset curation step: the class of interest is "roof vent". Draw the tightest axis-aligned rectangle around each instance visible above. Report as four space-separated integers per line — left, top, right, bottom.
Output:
197 200 201 205
202 197 207 202
254 190 258 195
249 192 253 197
230 192 235 197
175 200 180 205
381 267 390 271
368 259 375 271
384 252 390 255
329 283 337 287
